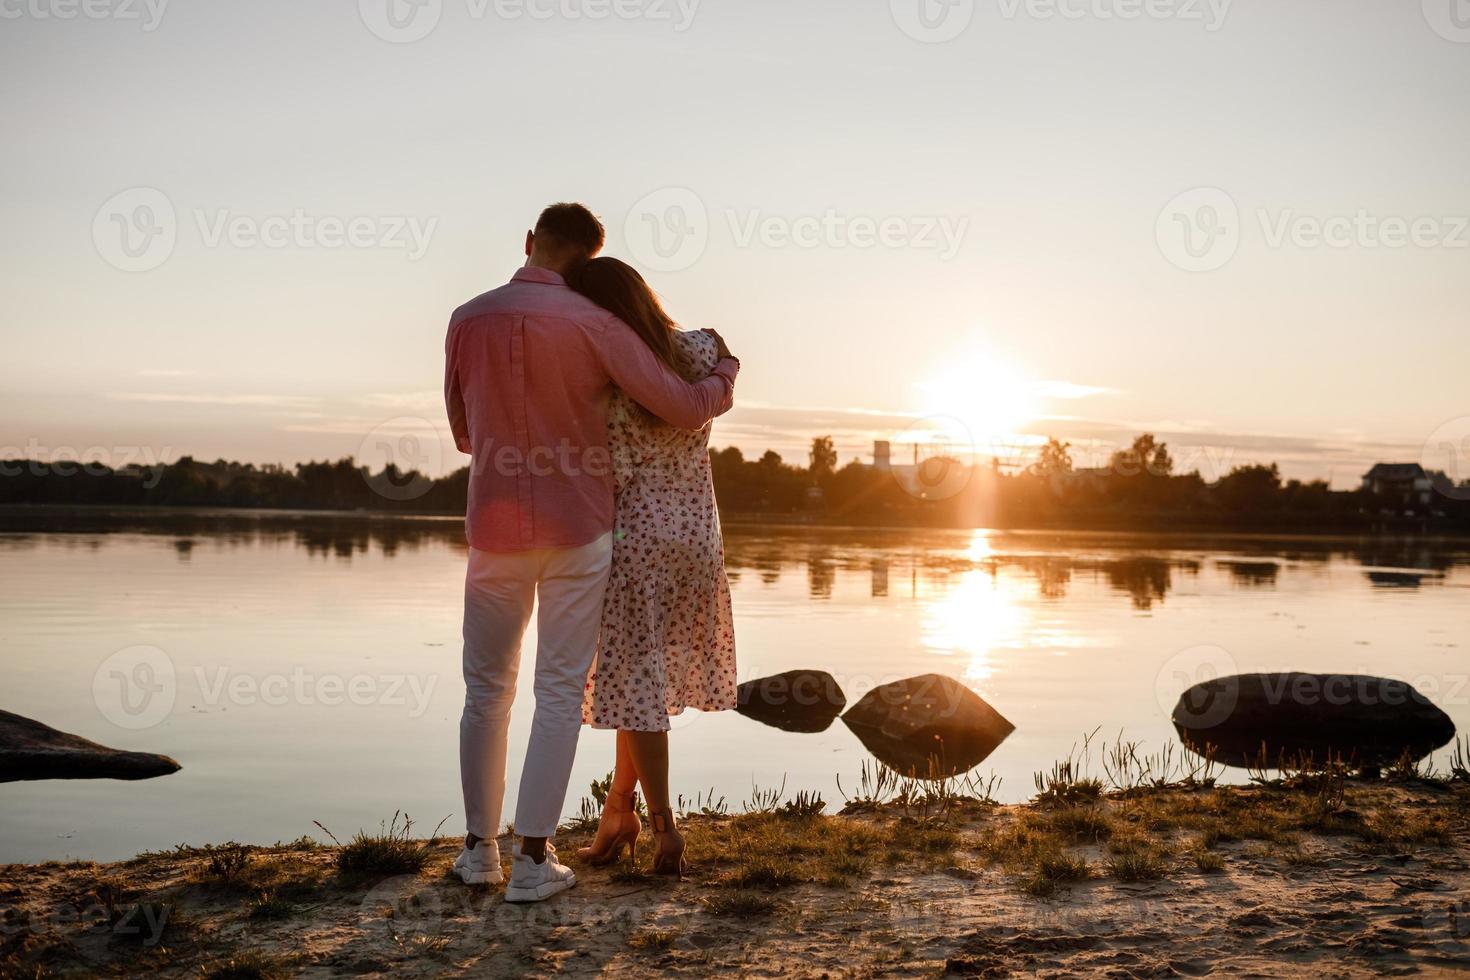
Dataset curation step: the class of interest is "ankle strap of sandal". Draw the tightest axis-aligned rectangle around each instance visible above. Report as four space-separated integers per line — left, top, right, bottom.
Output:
649 810 675 833
607 788 638 810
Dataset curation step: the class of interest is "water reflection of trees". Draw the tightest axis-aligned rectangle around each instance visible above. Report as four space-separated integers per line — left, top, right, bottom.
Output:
0 508 468 562
1033 558 1071 600
807 558 835 599
1102 558 1188 611
1218 560 1280 587
871 560 889 598
717 528 1470 607
6 512 1470 604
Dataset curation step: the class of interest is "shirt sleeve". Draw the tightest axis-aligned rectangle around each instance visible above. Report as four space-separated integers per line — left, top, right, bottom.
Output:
444 321 472 455
594 316 739 430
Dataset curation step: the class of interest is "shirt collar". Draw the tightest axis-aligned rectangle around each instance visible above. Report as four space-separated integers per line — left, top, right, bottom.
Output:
512 266 567 286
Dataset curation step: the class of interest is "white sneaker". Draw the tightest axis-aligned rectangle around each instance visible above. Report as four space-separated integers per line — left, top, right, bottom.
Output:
452 839 503 885
504 842 576 903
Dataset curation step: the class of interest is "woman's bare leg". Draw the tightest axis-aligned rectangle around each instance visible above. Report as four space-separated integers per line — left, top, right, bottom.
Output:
612 730 639 795
627 730 685 874
625 731 670 815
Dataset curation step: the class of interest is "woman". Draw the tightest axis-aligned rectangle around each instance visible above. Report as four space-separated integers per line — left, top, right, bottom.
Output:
567 256 738 877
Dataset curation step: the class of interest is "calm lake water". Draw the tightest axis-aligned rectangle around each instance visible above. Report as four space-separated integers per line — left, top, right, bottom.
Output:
3 508 1468 863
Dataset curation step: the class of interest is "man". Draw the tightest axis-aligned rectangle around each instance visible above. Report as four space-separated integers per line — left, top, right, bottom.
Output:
444 203 739 903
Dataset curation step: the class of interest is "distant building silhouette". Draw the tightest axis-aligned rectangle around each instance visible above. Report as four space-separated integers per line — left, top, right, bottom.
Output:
1361 463 1432 511
869 439 926 497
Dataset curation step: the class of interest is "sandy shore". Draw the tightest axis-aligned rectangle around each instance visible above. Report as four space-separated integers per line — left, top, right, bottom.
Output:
3 780 1469 978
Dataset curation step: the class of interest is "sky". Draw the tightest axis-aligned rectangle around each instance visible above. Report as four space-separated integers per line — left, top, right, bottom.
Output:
3 0 1469 488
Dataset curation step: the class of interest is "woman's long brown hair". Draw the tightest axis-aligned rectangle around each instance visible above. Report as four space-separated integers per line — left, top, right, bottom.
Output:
568 257 697 381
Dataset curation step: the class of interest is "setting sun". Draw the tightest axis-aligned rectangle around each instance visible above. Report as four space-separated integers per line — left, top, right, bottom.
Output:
916 349 1040 454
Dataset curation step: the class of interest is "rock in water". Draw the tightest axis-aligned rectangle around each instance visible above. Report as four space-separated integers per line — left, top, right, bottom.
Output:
737 670 847 733
1171 673 1455 768
0 710 181 782
841 673 1014 779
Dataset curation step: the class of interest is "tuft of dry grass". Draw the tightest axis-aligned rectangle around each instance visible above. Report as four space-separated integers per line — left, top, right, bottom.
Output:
722 856 804 890
821 853 874 887
201 950 295 980
1190 847 1225 873
628 928 680 950
1045 806 1113 843
316 812 446 876
246 891 295 921
200 843 253 883
1022 850 1091 896
702 891 780 917
1106 848 1168 882
1359 810 1452 851
973 811 1097 897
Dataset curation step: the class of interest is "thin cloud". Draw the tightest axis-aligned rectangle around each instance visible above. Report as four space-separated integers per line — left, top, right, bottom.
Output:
107 393 319 407
1034 381 1118 400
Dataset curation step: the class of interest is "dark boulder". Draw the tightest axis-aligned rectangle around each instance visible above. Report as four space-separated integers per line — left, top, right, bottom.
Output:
736 670 847 733
1171 673 1455 768
0 710 181 782
841 673 1014 779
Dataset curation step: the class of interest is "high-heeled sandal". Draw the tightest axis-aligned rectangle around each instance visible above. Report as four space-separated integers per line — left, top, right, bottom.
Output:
576 789 641 867
649 809 686 878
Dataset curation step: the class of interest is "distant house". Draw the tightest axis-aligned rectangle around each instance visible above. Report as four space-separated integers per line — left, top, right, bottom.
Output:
1361 463 1433 511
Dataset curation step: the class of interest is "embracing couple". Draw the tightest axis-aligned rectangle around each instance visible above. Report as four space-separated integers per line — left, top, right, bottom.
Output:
443 203 739 903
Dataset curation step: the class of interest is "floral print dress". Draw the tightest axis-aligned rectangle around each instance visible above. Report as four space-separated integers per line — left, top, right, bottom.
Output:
582 328 737 732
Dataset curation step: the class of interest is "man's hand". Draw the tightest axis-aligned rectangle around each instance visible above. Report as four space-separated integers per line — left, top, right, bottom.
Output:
708 329 735 362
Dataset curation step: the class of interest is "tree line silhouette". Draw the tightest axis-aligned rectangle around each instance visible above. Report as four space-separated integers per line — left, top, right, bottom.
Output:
3 434 1466 532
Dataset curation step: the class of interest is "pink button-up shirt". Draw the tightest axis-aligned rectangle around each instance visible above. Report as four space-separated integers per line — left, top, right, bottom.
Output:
445 266 739 553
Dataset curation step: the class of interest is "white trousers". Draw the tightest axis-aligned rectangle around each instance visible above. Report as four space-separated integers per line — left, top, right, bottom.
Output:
459 532 612 840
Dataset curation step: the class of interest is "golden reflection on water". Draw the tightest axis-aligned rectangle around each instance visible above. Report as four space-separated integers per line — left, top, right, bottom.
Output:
919 566 1026 687
963 528 998 564
920 529 1109 689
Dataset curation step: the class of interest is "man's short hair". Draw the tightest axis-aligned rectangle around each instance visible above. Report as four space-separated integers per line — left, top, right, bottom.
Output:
534 202 604 259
